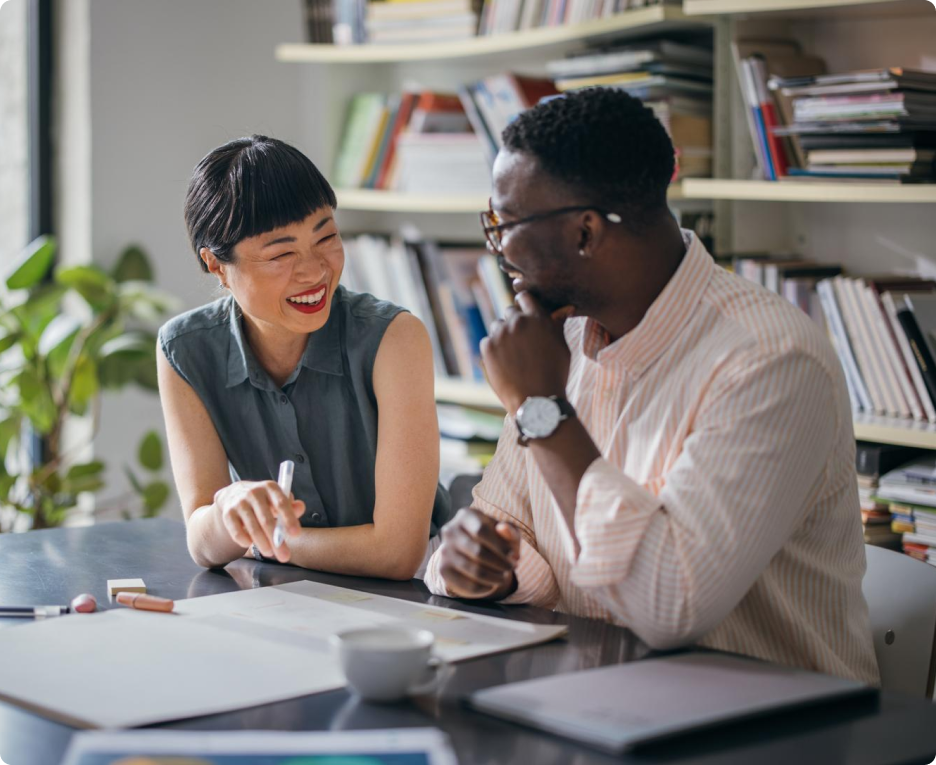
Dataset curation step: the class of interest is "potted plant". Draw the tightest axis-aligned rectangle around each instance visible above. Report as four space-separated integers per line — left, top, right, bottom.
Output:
0 236 176 531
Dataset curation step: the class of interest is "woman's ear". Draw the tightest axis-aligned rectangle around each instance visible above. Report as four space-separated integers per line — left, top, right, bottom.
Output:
200 247 228 288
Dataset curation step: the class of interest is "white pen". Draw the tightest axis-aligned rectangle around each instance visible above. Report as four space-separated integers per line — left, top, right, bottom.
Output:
273 459 295 549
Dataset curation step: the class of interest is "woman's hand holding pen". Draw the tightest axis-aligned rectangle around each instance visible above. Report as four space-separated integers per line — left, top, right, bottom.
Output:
214 481 305 563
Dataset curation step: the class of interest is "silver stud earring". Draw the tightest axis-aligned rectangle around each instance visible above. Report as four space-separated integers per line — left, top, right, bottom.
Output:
579 248 589 258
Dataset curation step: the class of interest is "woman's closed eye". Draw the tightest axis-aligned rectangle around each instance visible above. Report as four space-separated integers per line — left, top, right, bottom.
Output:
272 251 295 261
317 233 338 245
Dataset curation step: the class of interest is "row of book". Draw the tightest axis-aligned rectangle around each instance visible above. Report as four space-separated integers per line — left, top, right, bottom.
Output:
334 38 716 193
334 90 493 194
546 38 713 177
479 0 663 36
437 404 502 486
310 0 667 45
340 230 513 381
732 257 936 423
864 448 936 566
732 37 936 183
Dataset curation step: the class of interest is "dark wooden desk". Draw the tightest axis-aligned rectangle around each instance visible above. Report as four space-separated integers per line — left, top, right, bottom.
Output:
1 518 935 765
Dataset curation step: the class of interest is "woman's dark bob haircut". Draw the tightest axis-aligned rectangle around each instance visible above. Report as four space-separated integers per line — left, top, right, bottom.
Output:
184 135 337 272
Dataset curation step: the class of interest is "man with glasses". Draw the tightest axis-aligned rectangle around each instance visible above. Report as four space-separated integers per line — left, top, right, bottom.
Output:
425 87 878 684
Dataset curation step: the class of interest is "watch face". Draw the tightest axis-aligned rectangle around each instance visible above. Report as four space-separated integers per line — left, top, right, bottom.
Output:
517 397 562 439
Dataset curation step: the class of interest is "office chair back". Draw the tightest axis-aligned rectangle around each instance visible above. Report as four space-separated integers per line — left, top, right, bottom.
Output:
862 544 936 698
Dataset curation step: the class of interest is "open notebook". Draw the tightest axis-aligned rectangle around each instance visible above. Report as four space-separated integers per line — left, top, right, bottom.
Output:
469 651 874 753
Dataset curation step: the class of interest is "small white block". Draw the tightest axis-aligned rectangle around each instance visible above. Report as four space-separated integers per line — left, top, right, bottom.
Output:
107 578 146 596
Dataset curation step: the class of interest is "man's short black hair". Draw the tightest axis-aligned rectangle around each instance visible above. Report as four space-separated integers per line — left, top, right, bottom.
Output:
184 135 337 271
502 88 675 231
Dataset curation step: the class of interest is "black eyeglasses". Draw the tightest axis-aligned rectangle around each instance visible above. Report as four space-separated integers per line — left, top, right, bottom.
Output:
479 198 622 254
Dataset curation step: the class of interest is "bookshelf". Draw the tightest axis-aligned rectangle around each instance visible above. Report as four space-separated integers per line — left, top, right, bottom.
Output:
281 0 936 454
683 0 916 16
278 5 703 64
338 184 686 213
682 180 936 204
436 378 503 409
853 414 936 451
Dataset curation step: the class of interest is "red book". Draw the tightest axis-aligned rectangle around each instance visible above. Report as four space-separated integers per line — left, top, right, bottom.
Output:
376 92 418 190
751 57 789 178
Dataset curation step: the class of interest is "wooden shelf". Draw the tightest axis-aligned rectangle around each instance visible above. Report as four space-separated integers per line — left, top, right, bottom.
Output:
338 184 685 213
854 414 936 450
278 6 703 64
435 378 504 409
337 189 487 213
681 179 936 204
683 0 915 16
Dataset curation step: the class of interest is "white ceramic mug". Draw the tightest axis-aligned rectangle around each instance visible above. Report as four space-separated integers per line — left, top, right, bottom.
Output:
331 627 449 702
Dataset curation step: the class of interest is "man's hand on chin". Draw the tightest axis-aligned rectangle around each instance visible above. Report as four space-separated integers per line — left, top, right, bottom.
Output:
480 291 572 415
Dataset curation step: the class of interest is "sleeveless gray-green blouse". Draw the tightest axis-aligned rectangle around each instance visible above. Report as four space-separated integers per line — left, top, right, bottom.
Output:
158 287 451 536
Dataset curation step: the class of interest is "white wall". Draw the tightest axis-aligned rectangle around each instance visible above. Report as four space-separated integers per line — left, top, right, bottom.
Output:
0 0 29 268
75 0 306 519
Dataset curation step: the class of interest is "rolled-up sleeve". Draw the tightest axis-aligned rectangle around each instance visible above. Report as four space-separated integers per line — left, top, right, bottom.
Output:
568 351 839 650
424 415 560 608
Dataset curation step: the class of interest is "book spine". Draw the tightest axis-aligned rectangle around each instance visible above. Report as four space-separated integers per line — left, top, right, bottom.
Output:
856 281 911 418
751 57 789 178
896 307 936 416
817 279 873 413
882 291 936 422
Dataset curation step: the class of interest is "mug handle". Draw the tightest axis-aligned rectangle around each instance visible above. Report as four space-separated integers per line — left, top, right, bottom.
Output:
408 656 451 697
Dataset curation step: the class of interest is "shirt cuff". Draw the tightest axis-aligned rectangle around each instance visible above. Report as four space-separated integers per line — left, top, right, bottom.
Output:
570 457 662 590
423 545 451 597
499 539 560 608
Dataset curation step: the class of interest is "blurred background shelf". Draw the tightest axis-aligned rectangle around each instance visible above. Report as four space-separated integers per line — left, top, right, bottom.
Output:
277 5 703 63
681 179 936 204
435 378 504 409
853 414 936 450
338 185 685 213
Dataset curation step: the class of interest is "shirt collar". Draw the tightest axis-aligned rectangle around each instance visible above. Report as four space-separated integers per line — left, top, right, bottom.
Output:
225 290 344 390
581 229 715 376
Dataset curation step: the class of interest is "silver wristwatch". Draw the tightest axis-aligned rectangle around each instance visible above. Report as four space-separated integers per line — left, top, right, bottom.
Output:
515 396 575 445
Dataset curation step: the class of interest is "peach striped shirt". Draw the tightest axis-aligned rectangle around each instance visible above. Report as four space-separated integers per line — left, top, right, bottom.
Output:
426 231 879 685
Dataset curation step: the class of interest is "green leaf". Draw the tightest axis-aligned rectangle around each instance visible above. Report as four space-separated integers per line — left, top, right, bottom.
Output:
62 476 105 495
0 416 19 456
0 474 16 503
117 282 180 323
65 460 105 480
38 314 82 358
142 480 170 514
5 236 56 290
134 358 159 391
68 355 99 415
138 430 163 471
14 370 57 434
55 265 114 311
124 465 144 494
99 331 154 360
0 330 19 355
112 245 154 283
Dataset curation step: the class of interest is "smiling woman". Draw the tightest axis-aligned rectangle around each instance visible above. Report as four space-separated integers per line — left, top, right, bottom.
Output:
155 135 452 580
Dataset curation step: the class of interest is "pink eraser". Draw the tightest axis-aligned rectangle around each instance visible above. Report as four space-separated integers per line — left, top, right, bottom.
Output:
70 593 97 614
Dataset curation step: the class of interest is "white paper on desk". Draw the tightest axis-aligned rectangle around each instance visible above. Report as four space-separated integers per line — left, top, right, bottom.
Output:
177 579 568 662
0 608 345 729
0 581 565 729
61 728 459 765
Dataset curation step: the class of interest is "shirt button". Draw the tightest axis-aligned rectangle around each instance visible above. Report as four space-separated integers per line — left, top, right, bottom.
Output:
311 512 321 523
296 454 305 463
279 395 287 404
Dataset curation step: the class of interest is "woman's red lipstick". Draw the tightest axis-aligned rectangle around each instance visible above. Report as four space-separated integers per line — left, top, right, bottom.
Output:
287 284 328 314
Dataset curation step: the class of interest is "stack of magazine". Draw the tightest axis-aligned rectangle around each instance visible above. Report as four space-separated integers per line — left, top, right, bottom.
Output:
770 68 936 184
